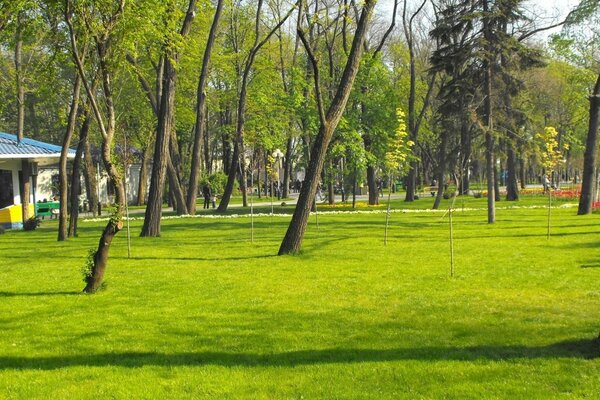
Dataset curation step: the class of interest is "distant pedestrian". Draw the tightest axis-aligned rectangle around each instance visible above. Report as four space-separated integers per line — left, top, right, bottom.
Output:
542 174 550 193
202 183 212 209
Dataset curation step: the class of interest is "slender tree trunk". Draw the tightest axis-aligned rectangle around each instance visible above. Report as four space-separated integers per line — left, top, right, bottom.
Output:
352 167 357 208
142 56 176 237
402 0 429 202
432 130 448 210
506 142 519 201
494 159 501 202
27 95 40 137
282 137 293 198
58 75 82 241
69 103 94 237
204 104 212 173
188 0 224 214
218 0 297 212
83 136 98 216
142 0 197 235
136 144 150 206
15 16 24 143
483 0 495 223
460 117 471 195
519 154 526 189
279 0 375 254
15 16 29 223
578 74 600 215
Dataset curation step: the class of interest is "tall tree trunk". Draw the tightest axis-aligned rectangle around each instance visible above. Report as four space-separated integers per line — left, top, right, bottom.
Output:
218 0 296 212
460 116 471 195
403 0 430 202
27 94 40 137
168 132 188 215
142 0 197 235
15 15 24 143
483 0 495 223
494 158 501 202
15 15 29 223
519 155 526 190
578 74 600 215
188 0 224 214
204 103 211 173
69 109 91 238
282 137 293 198
366 166 378 205
506 142 519 201
83 135 99 216
432 129 448 210
142 58 176 236
136 144 151 206
58 75 82 241
65 1 127 293
279 0 375 254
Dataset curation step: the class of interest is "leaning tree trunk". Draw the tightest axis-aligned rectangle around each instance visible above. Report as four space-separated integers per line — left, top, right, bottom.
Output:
578 74 600 215
58 75 82 241
84 141 125 293
187 0 224 214
279 0 376 255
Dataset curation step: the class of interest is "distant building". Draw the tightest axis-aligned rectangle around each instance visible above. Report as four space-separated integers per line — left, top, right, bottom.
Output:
0 132 74 229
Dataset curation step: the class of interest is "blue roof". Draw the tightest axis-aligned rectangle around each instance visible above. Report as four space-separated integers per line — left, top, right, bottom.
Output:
0 131 75 157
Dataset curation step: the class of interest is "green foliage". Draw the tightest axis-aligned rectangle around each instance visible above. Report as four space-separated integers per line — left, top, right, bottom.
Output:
385 109 416 176
200 171 227 195
81 248 96 283
536 126 566 173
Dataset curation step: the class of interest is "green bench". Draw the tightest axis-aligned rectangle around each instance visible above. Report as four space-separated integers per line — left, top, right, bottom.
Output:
36 201 60 218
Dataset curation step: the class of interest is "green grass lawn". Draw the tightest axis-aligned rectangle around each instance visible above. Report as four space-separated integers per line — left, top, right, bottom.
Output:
0 198 599 399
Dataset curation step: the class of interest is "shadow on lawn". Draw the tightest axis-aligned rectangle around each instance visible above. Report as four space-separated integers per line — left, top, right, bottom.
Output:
113 254 278 262
0 339 597 370
0 291 80 297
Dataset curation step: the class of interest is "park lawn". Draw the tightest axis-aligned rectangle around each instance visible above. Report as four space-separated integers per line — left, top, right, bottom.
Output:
0 202 599 399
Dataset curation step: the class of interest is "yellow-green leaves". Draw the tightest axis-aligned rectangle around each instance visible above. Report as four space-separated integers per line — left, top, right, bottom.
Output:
536 126 565 173
385 108 415 175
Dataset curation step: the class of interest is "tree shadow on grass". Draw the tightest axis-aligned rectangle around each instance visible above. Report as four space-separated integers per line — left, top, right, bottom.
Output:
113 254 278 262
581 263 600 269
0 339 597 370
0 291 80 297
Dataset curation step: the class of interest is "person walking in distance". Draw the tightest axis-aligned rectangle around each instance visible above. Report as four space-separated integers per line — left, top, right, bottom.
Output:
202 183 212 209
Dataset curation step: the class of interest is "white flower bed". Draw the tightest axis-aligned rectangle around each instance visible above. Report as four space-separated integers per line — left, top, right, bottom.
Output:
80 203 578 223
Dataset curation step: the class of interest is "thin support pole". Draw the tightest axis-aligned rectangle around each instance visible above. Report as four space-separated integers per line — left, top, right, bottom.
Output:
250 165 254 242
449 206 454 277
384 174 393 245
547 191 551 240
